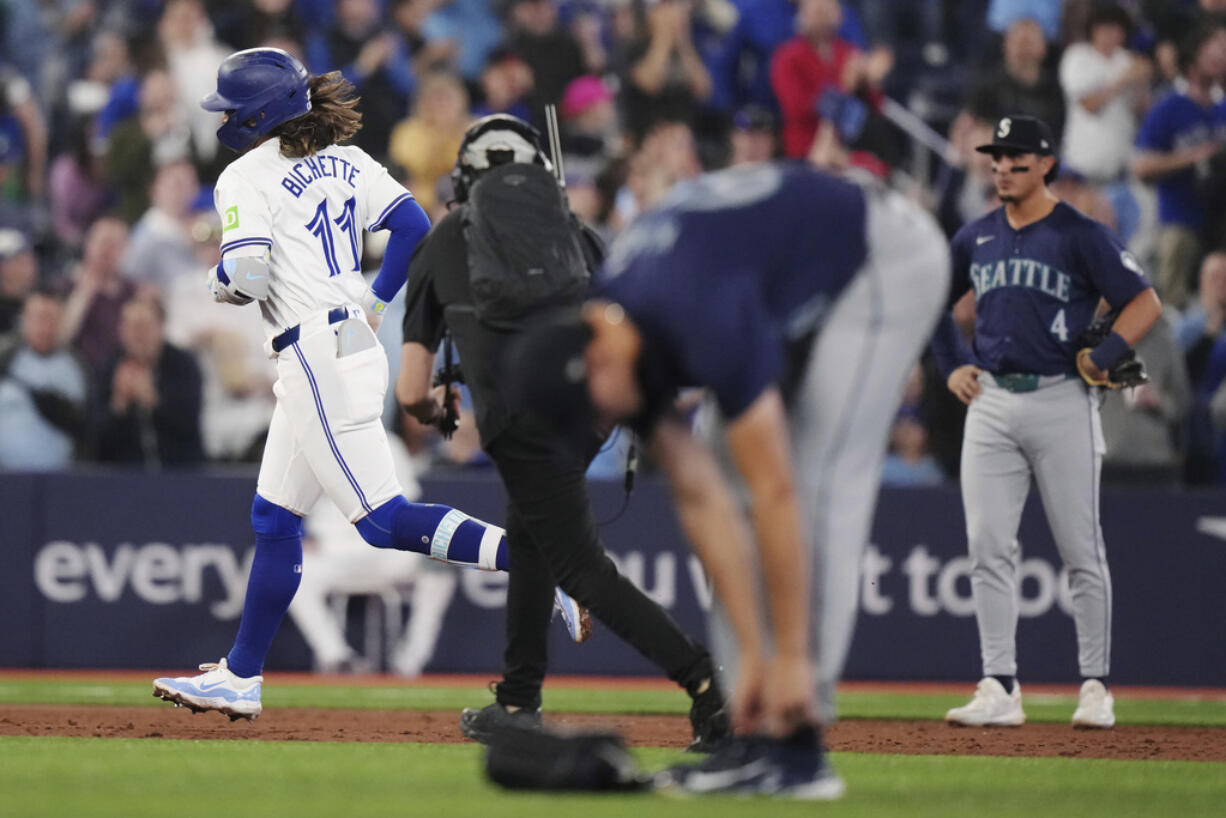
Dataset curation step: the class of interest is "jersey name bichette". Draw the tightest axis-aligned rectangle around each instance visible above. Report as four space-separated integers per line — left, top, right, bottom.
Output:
279 153 361 198
969 258 1071 302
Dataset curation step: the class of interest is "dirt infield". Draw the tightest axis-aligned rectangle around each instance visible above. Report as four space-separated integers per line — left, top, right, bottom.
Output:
3 704 1224 762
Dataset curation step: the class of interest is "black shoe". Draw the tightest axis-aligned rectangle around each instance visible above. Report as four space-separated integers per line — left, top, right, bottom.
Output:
460 702 543 744
686 677 731 753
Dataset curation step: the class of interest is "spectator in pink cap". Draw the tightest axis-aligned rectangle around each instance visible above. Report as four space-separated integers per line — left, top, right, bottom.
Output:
561 75 613 121
559 75 623 181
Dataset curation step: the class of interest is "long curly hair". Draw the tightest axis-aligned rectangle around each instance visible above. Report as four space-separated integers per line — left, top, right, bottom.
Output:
271 71 362 158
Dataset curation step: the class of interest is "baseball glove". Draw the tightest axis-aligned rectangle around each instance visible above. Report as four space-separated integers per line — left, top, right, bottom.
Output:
1075 313 1149 389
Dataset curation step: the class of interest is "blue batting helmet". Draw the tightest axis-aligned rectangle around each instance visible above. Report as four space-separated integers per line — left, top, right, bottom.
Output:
201 48 311 152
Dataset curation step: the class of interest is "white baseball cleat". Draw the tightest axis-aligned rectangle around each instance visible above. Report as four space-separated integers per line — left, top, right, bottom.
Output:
1072 679 1115 729
152 658 263 721
553 586 593 643
945 677 1025 727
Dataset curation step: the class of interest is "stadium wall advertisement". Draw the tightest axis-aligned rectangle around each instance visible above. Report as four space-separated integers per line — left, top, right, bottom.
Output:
2 472 1223 685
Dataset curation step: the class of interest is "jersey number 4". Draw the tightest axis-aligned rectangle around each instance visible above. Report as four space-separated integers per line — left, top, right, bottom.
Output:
1050 308 1068 342
306 196 360 277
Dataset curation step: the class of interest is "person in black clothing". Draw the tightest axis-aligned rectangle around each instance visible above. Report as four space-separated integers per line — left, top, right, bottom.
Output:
394 114 727 750
506 0 589 116
966 18 1066 142
94 296 204 468
210 0 305 52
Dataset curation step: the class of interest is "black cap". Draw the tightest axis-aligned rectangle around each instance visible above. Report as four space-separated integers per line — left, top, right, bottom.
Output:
975 115 1057 156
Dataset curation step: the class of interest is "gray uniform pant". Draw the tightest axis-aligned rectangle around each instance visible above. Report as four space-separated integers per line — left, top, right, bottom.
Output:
961 377 1112 679
705 186 950 720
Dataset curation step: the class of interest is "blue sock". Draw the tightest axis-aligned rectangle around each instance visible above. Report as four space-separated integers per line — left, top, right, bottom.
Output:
227 497 304 678
357 498 507 571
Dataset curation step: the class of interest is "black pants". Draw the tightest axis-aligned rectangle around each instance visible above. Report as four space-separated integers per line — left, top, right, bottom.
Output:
486 424 712 710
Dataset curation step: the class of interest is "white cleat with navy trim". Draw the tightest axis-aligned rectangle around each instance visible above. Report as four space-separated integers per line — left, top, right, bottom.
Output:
153 658 263 721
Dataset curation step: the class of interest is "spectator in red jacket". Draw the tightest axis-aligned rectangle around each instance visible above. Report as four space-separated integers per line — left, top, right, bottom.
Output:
770 0 890 159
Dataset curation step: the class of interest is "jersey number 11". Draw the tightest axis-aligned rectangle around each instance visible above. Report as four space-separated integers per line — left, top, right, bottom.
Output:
306 196 360 277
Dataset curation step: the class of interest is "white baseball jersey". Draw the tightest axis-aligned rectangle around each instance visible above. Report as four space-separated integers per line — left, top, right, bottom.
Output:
213 138 415 340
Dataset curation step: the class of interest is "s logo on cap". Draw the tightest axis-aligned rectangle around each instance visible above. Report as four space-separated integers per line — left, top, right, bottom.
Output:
997 118 1012 138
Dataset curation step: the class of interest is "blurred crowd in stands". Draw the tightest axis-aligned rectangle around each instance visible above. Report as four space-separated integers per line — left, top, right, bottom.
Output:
2 0 1226 490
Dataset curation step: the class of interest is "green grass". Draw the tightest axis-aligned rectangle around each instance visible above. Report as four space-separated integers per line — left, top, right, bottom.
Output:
3 679 1224 817
2 737 1222 818
4 679 1226 726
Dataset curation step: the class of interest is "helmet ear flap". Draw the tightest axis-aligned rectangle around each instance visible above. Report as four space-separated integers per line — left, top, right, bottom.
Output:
204 47 311 152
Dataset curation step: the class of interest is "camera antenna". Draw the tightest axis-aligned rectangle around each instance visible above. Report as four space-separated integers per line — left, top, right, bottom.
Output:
545 103 565 189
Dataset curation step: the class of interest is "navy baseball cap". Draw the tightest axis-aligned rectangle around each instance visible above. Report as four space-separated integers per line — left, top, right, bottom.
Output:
976 115 1057 156
733 105 775 133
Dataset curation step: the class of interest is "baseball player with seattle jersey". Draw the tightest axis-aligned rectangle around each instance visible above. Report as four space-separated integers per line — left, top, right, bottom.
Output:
933 115 1161 729
152 48 585 721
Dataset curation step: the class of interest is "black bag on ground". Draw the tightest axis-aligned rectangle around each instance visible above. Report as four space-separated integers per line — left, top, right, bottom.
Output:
484 725 650 792
462 162 590 330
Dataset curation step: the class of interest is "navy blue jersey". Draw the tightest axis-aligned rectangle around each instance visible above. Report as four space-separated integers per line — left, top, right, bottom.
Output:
945 201 1150 376
597 163 868 420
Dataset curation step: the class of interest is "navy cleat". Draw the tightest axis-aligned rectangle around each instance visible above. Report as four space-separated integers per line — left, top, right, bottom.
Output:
656 727 844 800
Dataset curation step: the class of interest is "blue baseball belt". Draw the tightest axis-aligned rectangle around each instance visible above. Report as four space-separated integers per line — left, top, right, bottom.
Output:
272 306 353 353
990 372 1076 393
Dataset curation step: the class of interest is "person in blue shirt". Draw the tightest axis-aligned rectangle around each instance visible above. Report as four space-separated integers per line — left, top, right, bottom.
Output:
1133 22 1226 309
0 289 87 470
421 0 502 82
507 161 950 797
934 115 1161 731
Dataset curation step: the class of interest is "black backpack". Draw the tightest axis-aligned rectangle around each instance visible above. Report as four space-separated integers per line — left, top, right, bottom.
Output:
484 725 650 792
461 162 590 330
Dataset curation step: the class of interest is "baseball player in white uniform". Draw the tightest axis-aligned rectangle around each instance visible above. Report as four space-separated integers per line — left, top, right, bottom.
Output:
934 116 1161 729
153 48 584 720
